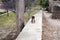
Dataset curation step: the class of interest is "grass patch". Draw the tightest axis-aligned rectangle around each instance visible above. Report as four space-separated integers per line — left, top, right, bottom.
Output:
30 11 36 16
31 5 42 10
24 11 36 24
0 11 36 29
0 13 16 29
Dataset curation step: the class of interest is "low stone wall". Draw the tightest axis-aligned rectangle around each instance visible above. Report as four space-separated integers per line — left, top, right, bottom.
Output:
52 11 60 19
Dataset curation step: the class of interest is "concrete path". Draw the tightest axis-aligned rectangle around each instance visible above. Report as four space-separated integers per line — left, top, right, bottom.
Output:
16 10 42 40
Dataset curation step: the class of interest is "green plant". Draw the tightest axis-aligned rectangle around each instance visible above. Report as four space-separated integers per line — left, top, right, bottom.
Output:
0 12 6 15
42 0 49 8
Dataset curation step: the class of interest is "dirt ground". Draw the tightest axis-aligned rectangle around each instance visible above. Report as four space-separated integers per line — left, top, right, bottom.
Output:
42 13 60 40
42 14 49 40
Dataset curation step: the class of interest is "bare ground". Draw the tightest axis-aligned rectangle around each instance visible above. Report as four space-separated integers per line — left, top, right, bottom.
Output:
42 12 60 40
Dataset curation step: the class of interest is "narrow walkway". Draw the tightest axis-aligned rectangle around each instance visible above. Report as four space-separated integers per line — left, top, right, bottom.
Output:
16 10 42 40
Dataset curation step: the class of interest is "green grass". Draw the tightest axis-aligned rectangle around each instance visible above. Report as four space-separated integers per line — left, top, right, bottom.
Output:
0 11 36 29
0 13 16 29
0 5 41 29
31 5 42 10
30 11 36 16
24 11 36 23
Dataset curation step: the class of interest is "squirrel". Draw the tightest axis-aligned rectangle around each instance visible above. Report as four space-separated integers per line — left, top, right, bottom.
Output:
31 16 35 23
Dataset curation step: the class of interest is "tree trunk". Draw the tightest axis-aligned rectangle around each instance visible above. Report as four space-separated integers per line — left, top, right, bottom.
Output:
6 9 9 16
16 0 24 34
